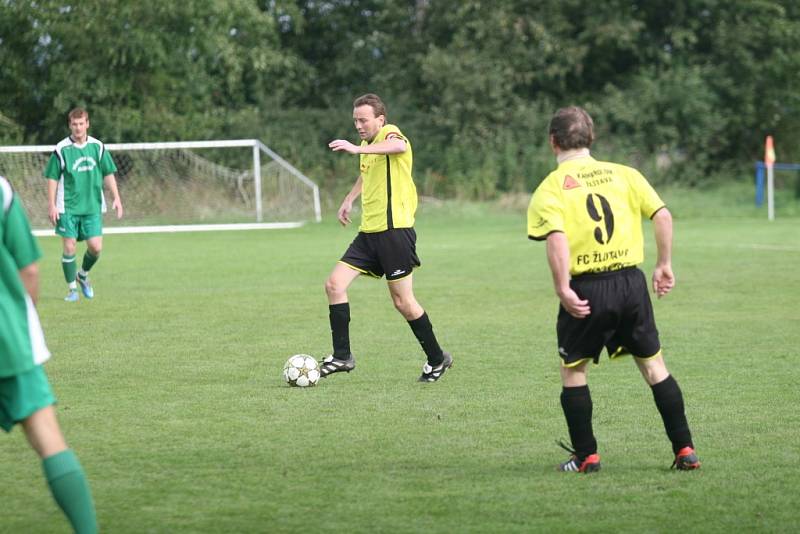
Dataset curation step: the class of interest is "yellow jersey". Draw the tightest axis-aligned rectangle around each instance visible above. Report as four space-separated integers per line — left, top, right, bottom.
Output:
359 124 417 232
527 156 665 275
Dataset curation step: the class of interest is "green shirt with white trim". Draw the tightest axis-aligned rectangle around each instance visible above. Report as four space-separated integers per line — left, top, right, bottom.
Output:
44 135 117 215
0 176 50 376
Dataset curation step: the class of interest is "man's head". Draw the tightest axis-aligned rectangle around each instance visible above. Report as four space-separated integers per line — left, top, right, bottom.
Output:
68 107 90 142
352 94 386 142
549 106 594 151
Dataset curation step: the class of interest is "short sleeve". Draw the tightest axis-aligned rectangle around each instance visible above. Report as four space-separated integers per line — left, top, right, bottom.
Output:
100 147 117 176
44 152 62 181
383 124 407 143
3 195 42 270
631 170 665 218
527 178 564 241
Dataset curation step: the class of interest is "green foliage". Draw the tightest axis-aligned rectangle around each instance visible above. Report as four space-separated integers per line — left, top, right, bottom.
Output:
0 0 309 142
0 111 23 144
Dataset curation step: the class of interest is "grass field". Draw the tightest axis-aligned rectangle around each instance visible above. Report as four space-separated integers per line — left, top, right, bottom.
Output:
2 196 799 533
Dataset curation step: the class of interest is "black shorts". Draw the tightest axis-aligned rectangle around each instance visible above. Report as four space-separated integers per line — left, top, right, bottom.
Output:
556 267 661 366
340 228 421 281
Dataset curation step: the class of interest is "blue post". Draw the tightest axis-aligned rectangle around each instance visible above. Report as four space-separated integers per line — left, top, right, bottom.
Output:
755 161 765 206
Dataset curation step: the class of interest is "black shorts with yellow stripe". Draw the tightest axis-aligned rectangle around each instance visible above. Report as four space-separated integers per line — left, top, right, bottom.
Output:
339 228 420 281
556 266 661 367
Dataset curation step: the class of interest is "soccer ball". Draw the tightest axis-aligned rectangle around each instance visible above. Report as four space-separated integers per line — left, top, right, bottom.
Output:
283 354 320 387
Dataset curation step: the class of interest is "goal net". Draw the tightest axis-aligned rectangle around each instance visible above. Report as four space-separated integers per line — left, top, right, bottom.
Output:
0 139 321 233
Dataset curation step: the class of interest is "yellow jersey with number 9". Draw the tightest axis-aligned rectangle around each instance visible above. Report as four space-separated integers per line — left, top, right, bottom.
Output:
358 124 417 233
527 156 665 275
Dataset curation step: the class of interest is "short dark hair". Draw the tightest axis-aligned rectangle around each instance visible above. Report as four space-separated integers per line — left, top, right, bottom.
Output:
68 107 89 122
549 106 594 150
353 93 386 119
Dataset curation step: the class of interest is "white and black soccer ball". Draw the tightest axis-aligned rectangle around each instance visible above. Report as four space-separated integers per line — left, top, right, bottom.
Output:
283 354 320 387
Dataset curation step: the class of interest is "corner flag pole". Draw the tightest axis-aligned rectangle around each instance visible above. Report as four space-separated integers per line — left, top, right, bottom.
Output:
765 135 776 221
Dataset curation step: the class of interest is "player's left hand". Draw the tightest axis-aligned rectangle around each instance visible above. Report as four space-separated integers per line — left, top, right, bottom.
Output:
113 199 124 219
652 264 675 298
328 140 360 154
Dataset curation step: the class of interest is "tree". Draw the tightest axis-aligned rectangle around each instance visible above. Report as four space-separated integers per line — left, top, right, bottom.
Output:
0 0 309 142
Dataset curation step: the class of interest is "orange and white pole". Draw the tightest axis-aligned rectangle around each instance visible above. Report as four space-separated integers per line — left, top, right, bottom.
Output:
765 135 776 221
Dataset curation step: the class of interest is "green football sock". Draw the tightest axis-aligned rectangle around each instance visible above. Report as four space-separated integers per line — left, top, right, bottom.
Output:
81 251 99 273
43 449 98 534
61 254 77 283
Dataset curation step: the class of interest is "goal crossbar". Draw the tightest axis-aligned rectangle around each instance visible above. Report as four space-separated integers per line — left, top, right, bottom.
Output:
0 139 321 228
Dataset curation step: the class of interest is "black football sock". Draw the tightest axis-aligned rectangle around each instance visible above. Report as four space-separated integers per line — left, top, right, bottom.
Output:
560 385 597 460
651 374 694 454
329 303 351 359
408 312 444 365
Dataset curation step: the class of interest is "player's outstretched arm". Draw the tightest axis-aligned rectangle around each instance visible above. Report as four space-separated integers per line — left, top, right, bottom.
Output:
328 139 361 154
546 231 590 318
104 174 123 219
652 207 675 298
328 138 406 155
358 137 406 155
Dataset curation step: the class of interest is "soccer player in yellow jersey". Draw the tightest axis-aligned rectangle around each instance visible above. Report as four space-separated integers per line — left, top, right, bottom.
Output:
528 106 700 472
321 94 451 382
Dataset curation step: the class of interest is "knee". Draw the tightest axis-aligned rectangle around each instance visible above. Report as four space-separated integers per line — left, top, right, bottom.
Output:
21 406 68 459
560 363 589 387
63 241 77 256
325 277 343 298
86 238 102 256
636 355 669 386
390 292 405 310
391 294 416 318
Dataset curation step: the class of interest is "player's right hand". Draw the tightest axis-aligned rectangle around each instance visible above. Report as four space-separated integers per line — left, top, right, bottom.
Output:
337 200 352 226
48 205 60 225
112 198 124 219
329 139 361 154
558 288 591 319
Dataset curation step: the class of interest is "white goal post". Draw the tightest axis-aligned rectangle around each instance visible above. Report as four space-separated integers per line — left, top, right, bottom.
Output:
0 139 321 234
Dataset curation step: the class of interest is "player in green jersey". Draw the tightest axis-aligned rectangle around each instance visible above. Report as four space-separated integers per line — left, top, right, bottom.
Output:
1 176 98 533
44 108 123 302
321 94 452 382
527 106 700 473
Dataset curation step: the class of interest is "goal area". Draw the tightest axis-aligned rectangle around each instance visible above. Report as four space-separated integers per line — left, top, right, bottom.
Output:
0 139 321 234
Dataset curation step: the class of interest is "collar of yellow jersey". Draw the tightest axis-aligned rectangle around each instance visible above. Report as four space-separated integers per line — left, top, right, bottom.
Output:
557 148 591 164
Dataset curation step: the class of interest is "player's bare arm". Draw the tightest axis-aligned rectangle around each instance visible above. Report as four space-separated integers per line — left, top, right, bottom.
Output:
18 262 40 304
104 174 124 219
328 137 406 155
651 207 674 298
546 231 591 318
337 175 362 226
46 179 59 224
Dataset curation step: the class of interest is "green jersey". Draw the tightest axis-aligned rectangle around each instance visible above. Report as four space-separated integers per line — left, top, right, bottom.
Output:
44 136 117 215
0 176 50 377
